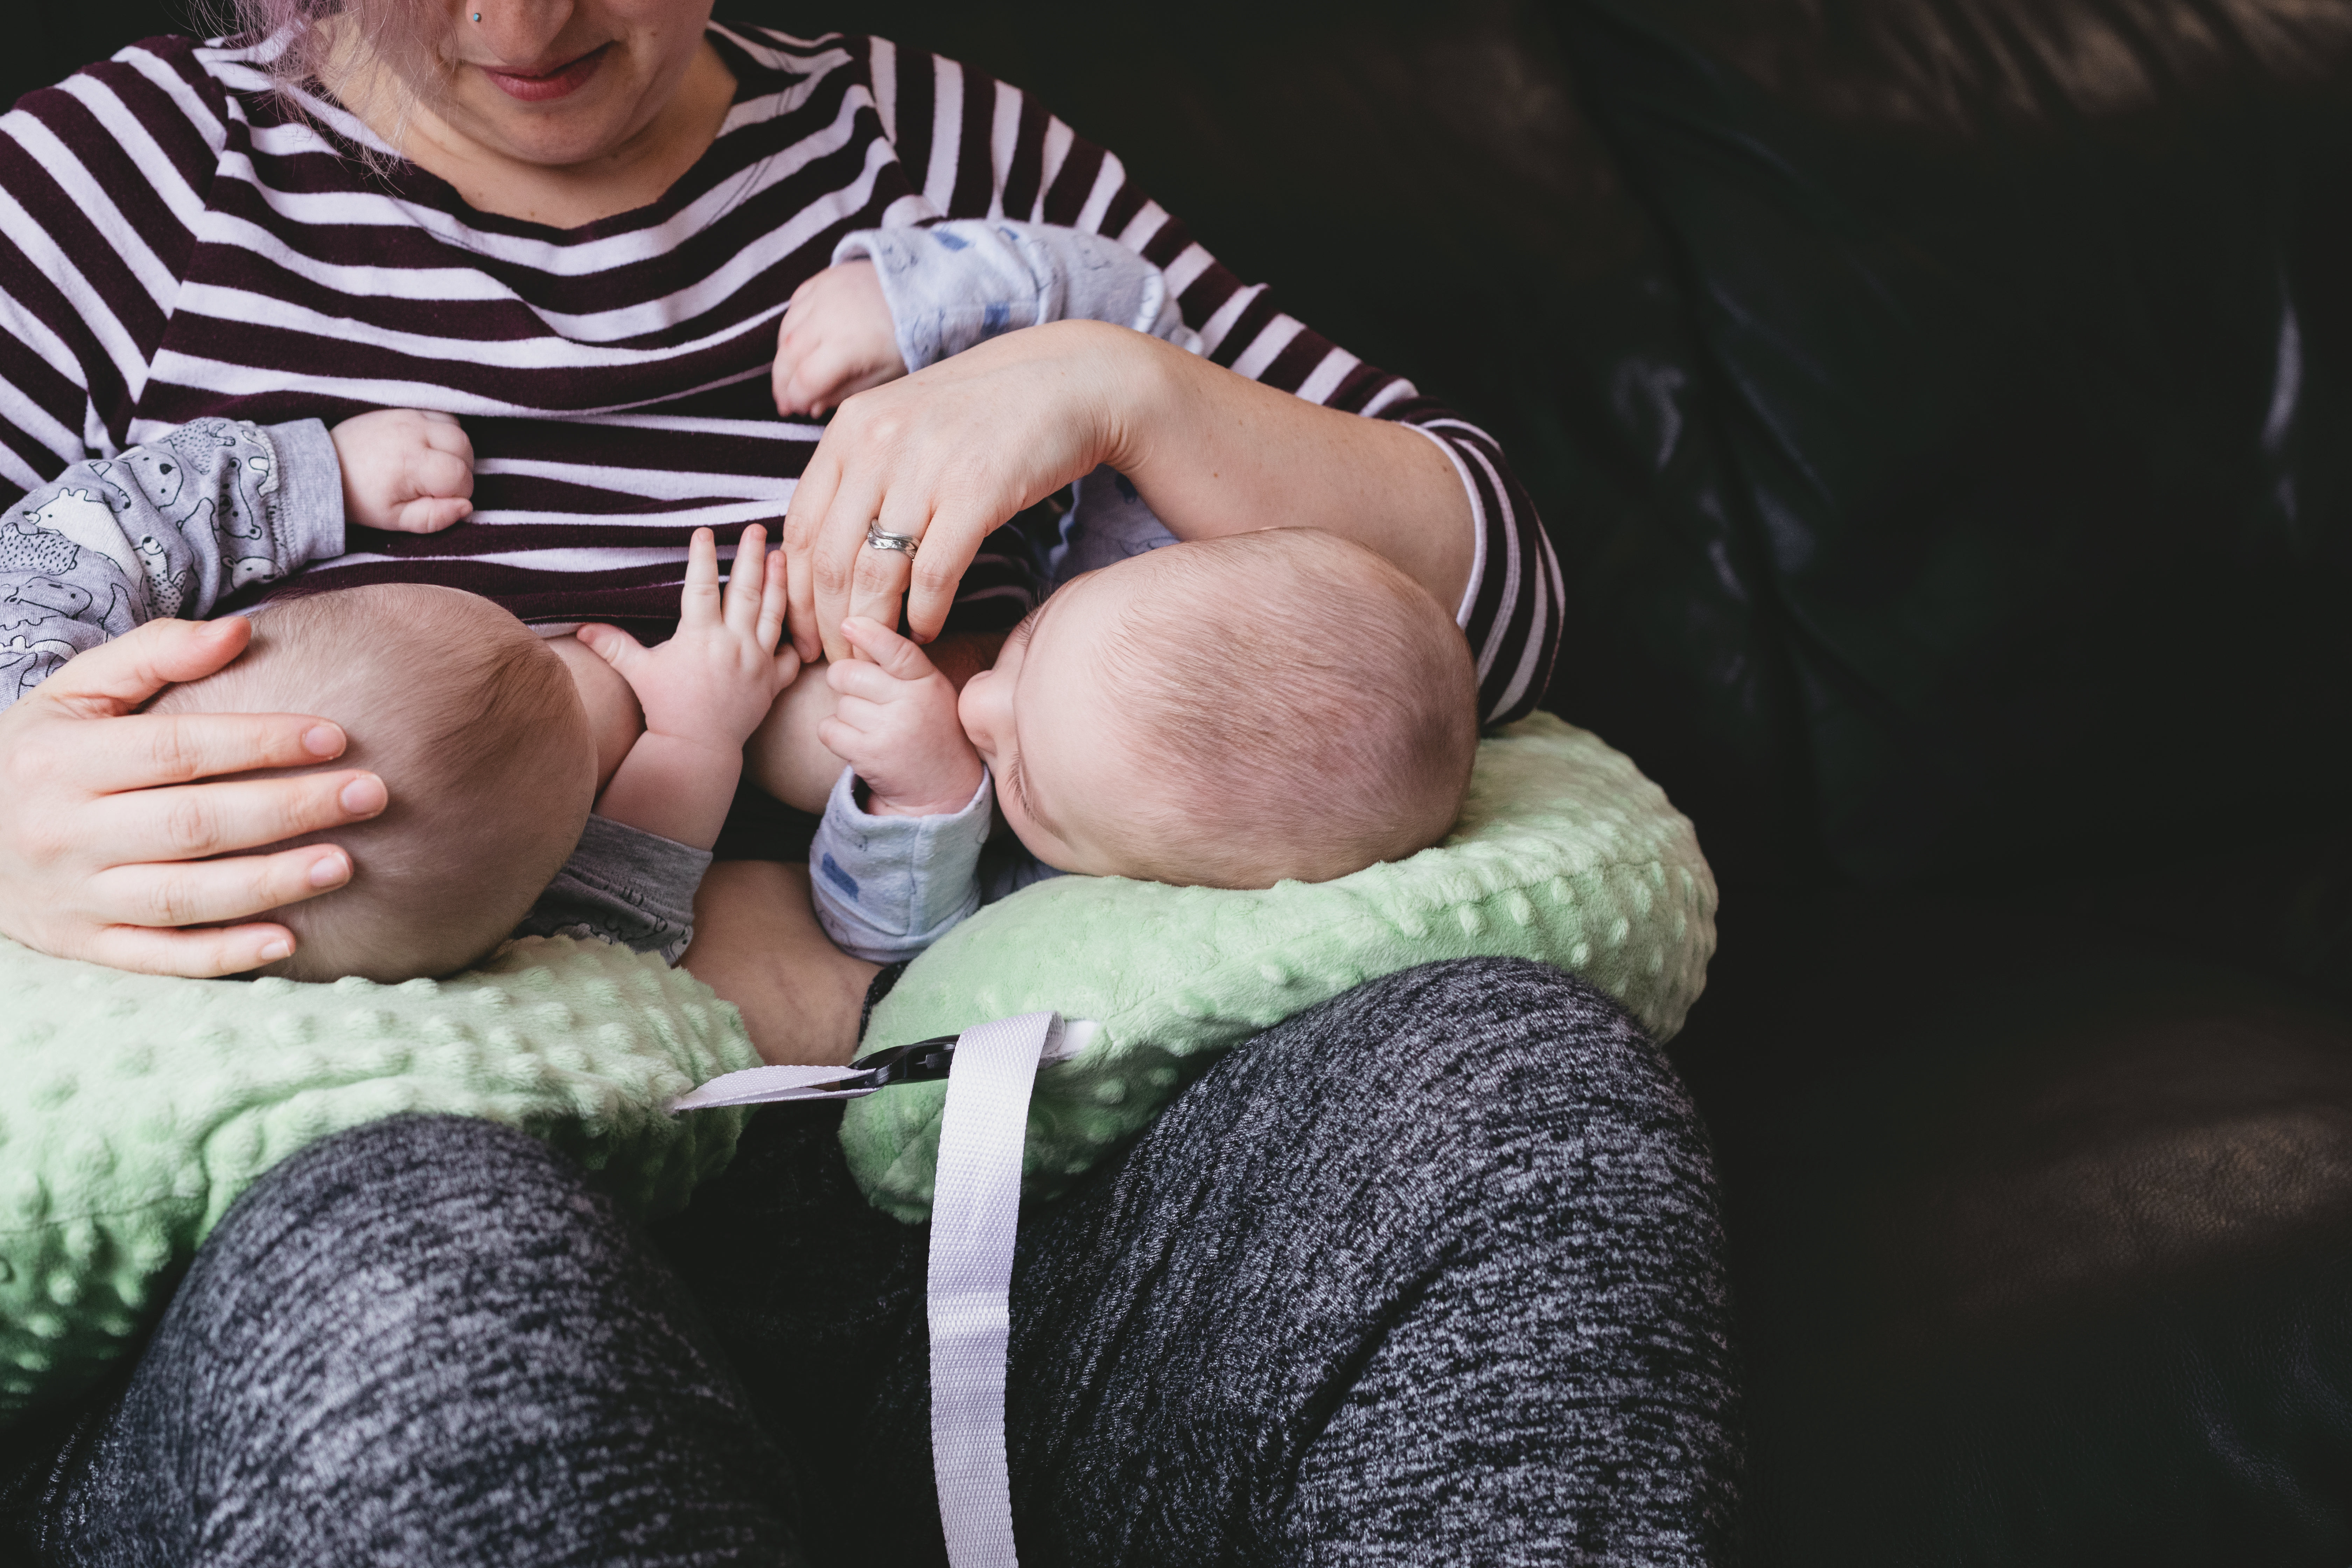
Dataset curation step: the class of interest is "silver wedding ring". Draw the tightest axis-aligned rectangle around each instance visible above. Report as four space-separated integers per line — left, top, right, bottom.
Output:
865 522 921 558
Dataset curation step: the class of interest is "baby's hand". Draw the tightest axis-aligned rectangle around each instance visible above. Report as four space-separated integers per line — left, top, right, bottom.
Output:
820 617 985 817
772 260 906 418
578 525 802 757
330 409 474 533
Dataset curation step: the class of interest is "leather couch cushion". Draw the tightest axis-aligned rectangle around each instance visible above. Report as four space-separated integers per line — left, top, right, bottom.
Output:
1552 0 2352 883
1677 882 2352 1565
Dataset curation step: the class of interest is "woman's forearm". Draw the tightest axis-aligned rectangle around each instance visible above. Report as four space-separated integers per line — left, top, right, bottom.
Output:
1094 324 1475 614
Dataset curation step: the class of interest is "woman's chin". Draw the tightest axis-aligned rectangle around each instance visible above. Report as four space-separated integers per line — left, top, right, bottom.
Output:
448 71 650 170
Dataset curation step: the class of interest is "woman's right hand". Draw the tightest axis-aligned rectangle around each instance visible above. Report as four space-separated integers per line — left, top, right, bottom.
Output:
0 616 388 976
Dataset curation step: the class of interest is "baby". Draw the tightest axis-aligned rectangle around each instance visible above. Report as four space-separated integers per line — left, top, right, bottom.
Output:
782 226 1481 953
137 524 796 983
807 527 1479 963
0 414 795 984
121 512 799 982
146 582 599 982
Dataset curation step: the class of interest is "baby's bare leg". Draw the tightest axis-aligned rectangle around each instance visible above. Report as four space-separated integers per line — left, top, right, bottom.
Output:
744 630 1007 813
682 861 877 1065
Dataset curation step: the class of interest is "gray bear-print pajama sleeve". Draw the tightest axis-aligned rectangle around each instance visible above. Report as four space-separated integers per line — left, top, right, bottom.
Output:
0 417 344 709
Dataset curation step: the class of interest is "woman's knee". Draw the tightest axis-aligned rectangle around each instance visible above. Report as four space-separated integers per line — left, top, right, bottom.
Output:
1027 954 1732 1362
178 1114 626 1340
204 1111 596 1241
1004 960 1738 1559
1189 957 1718 1198
142 1114 679 1464
74 1115 797 1566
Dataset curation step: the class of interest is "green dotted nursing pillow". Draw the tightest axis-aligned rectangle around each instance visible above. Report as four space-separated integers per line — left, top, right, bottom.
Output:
0 713 1714 1430
843 714 1717 1222
0 936 759 1432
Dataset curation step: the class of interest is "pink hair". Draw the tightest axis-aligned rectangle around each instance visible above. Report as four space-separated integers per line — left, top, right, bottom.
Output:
209 0 451 112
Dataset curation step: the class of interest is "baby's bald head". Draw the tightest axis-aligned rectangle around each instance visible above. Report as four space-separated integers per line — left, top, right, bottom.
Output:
150 584 596 982
1005 530 1478 889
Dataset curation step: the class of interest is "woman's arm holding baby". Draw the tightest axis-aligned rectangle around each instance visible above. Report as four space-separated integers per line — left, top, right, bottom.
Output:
752 218 1167 811
779 78 1562 723
782 322 1473 662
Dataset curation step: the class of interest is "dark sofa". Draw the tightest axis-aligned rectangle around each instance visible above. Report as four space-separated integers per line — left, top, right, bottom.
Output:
19 0 2352 1559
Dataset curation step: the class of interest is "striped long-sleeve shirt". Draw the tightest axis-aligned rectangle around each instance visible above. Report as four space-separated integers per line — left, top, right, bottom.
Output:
0 24 1562 722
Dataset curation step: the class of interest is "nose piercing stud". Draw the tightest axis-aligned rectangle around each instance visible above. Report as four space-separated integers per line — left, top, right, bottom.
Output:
471 10 482 19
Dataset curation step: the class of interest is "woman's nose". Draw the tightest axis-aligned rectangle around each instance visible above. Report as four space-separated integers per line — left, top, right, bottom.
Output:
464 0 583 66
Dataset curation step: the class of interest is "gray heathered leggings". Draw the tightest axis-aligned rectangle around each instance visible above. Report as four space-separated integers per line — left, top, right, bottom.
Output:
0 958 1741 1566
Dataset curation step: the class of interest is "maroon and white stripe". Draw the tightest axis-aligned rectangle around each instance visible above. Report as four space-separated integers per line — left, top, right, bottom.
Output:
0 23 1560 718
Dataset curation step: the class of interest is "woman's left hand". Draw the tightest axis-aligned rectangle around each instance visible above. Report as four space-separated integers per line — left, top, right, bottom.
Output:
779 319 1140 665
780 315 1475 668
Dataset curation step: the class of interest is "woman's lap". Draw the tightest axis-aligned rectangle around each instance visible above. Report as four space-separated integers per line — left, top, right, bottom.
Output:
664 955 1742 1566
4 957 1739 1567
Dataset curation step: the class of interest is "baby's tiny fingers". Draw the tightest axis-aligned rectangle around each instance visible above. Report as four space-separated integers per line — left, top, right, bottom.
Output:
413 444 474 498
576 622 648 676
680 527 723 620
724 525 768 632
825 656 903 703
389 495 472 533
838 616 938 682
829 689 887 724
816 715 874 766
783 359 839 419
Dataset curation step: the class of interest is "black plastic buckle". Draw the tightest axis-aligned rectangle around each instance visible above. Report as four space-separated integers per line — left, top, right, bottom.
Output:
798 1033 963 1096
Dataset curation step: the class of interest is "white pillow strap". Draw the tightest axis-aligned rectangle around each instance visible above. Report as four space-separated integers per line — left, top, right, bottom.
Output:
672 1014 1067 1567
926 1010 1056 1567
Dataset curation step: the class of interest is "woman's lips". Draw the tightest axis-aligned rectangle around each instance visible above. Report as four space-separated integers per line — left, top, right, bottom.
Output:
482 43 610 102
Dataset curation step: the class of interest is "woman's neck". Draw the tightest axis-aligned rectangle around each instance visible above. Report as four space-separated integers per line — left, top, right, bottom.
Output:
325 28 738 230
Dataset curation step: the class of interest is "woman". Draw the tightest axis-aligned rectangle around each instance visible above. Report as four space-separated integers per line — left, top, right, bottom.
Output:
0 1 1739 1561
